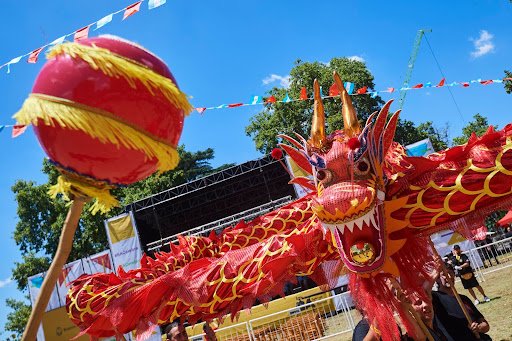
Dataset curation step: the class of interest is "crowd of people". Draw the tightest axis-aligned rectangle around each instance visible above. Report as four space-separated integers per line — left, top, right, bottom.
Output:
352 244 493 341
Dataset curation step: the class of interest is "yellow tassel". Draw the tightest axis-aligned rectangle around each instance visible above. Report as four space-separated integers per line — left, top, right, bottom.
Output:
49 175 118 214
14 94 179 173
47 43 193 115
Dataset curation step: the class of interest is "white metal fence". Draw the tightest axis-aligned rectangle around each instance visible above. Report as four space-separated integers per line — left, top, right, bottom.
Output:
188 236 512 341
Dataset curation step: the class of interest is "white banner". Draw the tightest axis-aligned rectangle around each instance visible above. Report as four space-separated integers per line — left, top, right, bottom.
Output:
104 211 142 272
85 249 114 274
56 259 85 306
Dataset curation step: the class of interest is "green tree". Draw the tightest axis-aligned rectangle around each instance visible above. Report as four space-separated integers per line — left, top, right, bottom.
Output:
505 70 512 94
246 58 384 154
246 57 449 153
5 146 225 338
394 119 449 151
452 114 495 146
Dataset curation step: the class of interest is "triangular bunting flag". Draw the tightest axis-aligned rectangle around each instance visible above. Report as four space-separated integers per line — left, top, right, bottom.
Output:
30 277 44 289
249 96 263 104
96 14 113 30
329 83 339 96
228 103 243 108
91 254 112 270
282 93 291 103
0 126 4 133
436 78 446 87
412 83 423 89
28 48 44 64
148 0 167 9
387 87 395 93
195 107 206 114
370 92 378 98
461 82 470 87
58 267 72 286
50 36 66 45
266 95 277 103
7 56 22 73
356 86 368 94
300 87 308 100
12 125 27 138
344 82 355 94
123 1 142 20
74 26 90 42
480 80 493 85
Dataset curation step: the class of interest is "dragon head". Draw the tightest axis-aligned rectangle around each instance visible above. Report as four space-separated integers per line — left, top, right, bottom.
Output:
307 72 404 275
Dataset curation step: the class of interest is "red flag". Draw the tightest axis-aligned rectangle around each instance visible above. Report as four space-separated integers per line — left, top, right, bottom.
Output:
266 95 277 103
195 107 206 114
300 87 308 100
412 83 423 89
228 103 243 108
74 26 90 42
12 125 27 138
28 48 43 64
58 267 72 286
387 87 395 93
436 78 446 87
461 82 470 87
123 1 142 20
91 254 112 270
480 80 493 85
329 83 339 96
356 86 367 95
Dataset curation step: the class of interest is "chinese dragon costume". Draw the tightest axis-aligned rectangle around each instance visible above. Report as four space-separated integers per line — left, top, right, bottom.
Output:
67 72 512 340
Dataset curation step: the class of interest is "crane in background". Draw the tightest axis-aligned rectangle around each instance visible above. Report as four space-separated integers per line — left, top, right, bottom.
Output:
398 29 432 110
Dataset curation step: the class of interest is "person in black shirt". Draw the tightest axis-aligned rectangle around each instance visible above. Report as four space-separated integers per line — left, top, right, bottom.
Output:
432 265 491 341
449 245 490 305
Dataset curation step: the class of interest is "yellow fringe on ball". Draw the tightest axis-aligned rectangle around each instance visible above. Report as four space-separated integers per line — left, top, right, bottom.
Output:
14 94 180 173
49 176 118 214
47 42 193 116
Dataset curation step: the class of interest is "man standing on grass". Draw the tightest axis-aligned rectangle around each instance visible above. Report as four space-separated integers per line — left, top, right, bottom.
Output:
449 245 490 305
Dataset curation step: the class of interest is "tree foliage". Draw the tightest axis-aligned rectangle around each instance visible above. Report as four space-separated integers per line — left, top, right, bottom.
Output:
505 70 512 94
5 146 227 338
246 58 384 154
246 58 450 154
452 114 496 146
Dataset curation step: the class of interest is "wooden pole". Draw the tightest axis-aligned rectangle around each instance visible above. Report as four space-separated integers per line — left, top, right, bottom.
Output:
22 197 87 341
427 239 480 339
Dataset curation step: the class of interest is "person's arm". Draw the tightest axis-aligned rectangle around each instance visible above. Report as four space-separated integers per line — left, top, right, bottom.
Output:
363 325 381 341
463 295 490 333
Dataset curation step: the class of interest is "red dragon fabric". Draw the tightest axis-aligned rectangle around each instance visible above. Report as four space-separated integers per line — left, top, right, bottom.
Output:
67 72 512 340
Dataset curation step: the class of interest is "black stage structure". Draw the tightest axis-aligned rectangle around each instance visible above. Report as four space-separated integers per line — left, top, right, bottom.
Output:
126 155 298 254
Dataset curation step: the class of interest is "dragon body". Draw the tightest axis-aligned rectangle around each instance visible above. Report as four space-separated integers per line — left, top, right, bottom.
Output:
68 73 512 340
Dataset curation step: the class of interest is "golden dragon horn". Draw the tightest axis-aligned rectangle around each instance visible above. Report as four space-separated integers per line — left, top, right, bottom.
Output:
334 71 361 137
309 79 326 148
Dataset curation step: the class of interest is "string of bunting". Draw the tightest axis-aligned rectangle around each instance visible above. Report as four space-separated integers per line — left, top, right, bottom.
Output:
0 0 167 73
2 76 512 139
193 76 512 114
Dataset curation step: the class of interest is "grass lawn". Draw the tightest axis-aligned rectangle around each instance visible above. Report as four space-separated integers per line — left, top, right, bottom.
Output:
332 265 512 341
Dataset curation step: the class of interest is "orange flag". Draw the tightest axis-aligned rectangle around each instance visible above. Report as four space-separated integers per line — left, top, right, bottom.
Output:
123 1 142 20
300 87 308 100
27 48 43 64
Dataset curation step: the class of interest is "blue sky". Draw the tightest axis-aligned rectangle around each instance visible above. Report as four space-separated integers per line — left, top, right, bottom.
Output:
0 0 511 334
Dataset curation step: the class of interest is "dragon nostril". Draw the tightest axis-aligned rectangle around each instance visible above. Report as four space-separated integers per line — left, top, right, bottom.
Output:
356 159 369 174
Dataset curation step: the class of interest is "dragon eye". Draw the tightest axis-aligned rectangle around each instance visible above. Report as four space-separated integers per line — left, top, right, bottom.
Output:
316 169 333 183
356 158 370 175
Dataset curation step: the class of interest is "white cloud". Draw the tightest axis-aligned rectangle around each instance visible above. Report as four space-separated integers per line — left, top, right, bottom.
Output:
470 30 495 58
0 277 12 289
347 55 365 63
262 74 291 88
